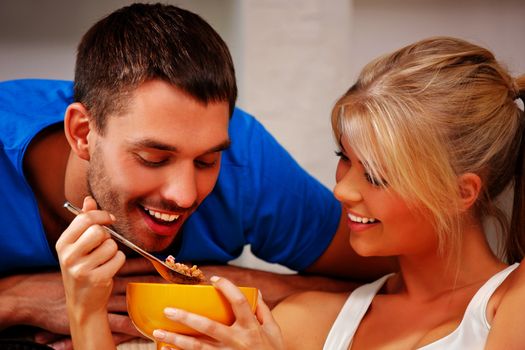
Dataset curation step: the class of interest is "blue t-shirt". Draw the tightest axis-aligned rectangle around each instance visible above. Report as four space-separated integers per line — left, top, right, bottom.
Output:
0 79 340 273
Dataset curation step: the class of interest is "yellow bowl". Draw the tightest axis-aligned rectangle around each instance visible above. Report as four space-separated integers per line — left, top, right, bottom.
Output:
126 282 258 338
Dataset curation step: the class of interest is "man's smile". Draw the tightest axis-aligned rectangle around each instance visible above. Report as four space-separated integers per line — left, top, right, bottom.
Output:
144 206 181 223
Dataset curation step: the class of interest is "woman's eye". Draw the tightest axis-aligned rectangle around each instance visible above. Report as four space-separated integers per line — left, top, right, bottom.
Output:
364 172 388 187
335 150 349 161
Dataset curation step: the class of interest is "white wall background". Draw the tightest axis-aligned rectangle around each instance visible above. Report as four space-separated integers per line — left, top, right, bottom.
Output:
2 0 524 187
1 0 524 269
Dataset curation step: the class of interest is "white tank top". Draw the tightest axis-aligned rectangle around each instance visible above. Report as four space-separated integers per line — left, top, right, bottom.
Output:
323 263 519 350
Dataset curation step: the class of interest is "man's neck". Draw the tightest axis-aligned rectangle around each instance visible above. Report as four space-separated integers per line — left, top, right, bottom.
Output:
23 125 78 253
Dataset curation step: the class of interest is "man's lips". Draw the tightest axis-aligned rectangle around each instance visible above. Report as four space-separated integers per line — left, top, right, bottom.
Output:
143 206 181 223
140 206 186 236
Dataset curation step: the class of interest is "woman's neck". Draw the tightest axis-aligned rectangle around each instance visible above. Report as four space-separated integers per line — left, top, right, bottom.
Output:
387 221 505 301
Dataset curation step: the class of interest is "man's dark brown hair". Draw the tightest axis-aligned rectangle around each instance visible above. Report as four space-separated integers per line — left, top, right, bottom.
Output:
74 2 237 132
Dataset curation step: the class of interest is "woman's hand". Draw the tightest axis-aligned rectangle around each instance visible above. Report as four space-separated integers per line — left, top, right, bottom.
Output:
152 276 285 350
55 196 125 350
56 196 125 313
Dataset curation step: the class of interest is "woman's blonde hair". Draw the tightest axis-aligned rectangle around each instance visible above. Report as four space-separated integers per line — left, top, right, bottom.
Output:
332 37 525 263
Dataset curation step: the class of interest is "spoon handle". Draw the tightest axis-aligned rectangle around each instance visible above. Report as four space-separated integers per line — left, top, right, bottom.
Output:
63 201 204 284
63 201 163 263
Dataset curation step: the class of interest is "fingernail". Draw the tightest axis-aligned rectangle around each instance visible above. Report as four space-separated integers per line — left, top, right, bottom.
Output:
210 275 220 283
153 329 166 339
110 213 116 221
49 342 64 350
165 307 178 317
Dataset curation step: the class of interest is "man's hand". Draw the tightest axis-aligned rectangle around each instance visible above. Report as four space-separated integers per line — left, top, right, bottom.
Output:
0 258 166 349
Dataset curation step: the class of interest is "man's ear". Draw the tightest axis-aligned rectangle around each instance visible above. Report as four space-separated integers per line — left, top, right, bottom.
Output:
64 102 92 161
458 173 482 211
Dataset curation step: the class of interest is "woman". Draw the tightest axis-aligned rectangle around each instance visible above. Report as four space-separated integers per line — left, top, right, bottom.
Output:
58 37 525 349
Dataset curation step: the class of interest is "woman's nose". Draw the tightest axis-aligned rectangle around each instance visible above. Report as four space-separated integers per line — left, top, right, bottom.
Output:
333 171 363 204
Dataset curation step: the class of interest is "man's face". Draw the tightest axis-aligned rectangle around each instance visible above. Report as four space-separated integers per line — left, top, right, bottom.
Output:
87 80 230 252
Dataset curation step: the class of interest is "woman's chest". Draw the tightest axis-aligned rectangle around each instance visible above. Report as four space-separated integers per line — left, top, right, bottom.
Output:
350 290 477 349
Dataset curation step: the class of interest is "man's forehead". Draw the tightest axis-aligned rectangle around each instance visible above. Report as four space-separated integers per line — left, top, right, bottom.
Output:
129 80 230 114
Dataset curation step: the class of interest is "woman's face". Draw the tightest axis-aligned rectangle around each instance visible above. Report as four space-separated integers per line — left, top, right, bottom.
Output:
333 136 439 258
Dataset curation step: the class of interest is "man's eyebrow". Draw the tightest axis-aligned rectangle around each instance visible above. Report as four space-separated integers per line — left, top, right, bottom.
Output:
205 139 231 153
131 138 231 154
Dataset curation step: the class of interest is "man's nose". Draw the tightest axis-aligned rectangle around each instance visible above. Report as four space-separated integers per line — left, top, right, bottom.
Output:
162 163 198 209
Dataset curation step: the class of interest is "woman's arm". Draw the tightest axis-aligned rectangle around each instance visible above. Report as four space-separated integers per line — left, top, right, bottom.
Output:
486 261 525 349
153 277 349 350
56 196 125 350
272 290 348 350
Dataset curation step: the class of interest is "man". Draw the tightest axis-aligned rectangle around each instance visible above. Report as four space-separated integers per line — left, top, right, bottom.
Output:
0 3 390 348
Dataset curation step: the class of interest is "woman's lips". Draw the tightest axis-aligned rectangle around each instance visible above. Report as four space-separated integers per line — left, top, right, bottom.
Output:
346 211 380 233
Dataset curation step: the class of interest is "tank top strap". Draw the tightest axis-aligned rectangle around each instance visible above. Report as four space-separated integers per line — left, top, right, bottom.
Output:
323 273 394 350
419 263 520 349
464 263 519 329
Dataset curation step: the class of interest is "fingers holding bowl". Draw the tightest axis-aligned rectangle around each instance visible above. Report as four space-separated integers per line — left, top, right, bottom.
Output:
147 277 258 348
209 276 259 327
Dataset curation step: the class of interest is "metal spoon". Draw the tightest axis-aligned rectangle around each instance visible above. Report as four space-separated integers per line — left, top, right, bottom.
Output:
63 201 203 285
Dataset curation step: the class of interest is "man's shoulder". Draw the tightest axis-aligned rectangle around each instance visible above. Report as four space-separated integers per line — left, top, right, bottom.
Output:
230 107 260 133
223 107 269 163
0 79 74 116
0 78 73 95
0 79 73 148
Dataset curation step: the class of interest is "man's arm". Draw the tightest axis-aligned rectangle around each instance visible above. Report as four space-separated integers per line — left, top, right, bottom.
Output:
200 260 361 308
304 209 397 281
199 211 395 308
0 261 355 349
0 261 156 349
0 272 70 332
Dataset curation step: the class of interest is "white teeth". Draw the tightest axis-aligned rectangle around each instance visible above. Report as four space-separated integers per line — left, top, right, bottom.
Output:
348 213 377 224
146 208 180 222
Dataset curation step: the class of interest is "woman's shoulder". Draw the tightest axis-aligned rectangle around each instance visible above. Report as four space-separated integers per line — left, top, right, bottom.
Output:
485 262 525 349
277 289 350 310
488 262 523 316
272 290 351 350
